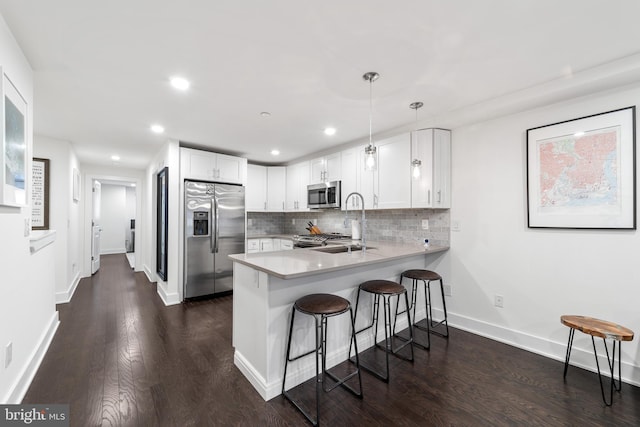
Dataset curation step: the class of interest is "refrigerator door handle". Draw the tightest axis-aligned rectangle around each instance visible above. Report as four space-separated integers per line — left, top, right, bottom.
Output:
213 197 220 253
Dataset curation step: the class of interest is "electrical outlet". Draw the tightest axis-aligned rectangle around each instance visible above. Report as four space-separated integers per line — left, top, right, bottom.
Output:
452 220 461 232
5 342 12 368
291 219 295 225
24 218 30 236
494 295 504 308
312 219 317 225
421 219 429 230
443 284 452 296
248 218 253 226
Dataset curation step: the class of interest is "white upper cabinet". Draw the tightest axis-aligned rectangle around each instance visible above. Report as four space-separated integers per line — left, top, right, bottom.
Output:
180 147 247 185
374 133 411 209
246 164 267 211
411 129 451 208
267 167 287 211
285 161 309 211
246 165 287 212
309 152 341 184
340 147 359 210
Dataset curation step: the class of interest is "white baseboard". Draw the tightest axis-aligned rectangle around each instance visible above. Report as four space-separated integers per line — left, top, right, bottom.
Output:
5 311 60 404
156 283 180 306
234 351 273 400
441 309 640 388
143 264 154 283
55 271 81 304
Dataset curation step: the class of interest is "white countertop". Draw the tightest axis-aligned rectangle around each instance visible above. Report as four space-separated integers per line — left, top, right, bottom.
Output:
229 242 448 279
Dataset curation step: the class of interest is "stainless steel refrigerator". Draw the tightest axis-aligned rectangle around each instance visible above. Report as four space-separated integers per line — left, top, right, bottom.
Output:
184 180 245 298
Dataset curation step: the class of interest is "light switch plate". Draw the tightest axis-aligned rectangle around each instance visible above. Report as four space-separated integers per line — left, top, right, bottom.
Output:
421 219 429 230
451 220 461 232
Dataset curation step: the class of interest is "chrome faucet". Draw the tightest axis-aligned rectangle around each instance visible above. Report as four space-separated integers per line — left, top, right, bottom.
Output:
344 192 366 253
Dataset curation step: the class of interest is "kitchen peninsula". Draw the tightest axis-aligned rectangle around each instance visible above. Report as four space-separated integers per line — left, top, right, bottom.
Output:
229 242 448 400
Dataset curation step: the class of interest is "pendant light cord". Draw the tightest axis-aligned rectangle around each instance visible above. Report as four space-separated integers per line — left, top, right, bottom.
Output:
369 78 373 147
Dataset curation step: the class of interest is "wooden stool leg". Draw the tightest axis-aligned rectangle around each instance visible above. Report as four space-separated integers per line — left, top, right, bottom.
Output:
563 328 575 379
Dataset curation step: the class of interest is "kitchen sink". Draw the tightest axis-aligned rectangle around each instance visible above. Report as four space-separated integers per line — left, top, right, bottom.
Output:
311 245 373 254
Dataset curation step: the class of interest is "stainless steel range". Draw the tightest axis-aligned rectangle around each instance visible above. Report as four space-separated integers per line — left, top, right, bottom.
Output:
292 233 351 248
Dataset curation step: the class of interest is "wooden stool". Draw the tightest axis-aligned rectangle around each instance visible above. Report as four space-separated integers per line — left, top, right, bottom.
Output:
349 280 414 382
397 269 449 344
561 315 634 406
282 293 363 426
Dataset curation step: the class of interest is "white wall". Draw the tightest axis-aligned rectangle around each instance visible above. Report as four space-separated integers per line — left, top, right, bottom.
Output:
0 15 59 403
143 139 180 305
33 135 83 303
99 184 127 254
446 82 640 386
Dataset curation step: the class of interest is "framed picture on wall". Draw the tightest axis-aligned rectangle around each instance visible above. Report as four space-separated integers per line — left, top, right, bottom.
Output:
32 157 50 230
157 167 168 281
526 106 636 229
1 68 28 207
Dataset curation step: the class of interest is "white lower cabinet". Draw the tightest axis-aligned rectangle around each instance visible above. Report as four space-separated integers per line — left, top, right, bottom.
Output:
247 238 293 253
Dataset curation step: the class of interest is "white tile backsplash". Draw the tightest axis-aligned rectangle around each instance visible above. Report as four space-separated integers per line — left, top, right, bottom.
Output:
247 209 450 246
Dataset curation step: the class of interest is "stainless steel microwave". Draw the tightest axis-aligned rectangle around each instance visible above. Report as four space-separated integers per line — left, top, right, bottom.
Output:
307 181 341 209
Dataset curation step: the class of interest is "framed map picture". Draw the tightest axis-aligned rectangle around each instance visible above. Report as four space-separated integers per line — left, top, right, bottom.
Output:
526 106 636 229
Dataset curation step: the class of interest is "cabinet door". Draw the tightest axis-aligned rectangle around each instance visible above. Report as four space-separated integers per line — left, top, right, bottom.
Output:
375 134 411 209
286 161 309 211
247 239 260 253
217 153 247 184
247 164 267 211
309 153 341 183
341 147 359 210
411 129 434 208
309 157 326 183
267 167 286 211
432 129 451 208
324 152 342 182
259 238 274 252
181 147 216 180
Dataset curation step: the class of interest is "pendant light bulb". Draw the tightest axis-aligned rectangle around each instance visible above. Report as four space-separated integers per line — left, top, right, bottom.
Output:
410 101 424 179
363 72 379 171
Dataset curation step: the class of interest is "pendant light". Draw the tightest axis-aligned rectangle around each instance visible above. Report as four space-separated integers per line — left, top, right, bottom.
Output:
410 101 424 179
363 72 379 171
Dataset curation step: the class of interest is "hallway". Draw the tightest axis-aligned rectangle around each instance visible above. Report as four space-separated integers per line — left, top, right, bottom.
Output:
22 254 640 426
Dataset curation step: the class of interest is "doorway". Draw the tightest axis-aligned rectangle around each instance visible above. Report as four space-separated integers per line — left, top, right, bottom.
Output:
85 174 142 277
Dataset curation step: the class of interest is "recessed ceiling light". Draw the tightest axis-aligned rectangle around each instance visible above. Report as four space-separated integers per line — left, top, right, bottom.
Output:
151 124 165 134
324 127 336 136
271 149 280 156
130 183 136 187
260 112 271 117
170 76 190 90
111 155 120 161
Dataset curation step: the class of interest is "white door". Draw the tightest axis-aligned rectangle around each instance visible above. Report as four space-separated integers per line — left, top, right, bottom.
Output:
91 180 102 274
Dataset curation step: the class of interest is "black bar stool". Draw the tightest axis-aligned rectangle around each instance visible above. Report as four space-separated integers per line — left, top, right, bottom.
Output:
282 293 363 426
397 269 449 342
349 280 414 382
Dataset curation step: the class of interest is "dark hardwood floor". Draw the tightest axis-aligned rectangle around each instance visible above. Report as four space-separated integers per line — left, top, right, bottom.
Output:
23 254 640 426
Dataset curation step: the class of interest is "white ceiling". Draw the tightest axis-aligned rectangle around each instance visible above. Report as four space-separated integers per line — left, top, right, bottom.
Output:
2 0 640 169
